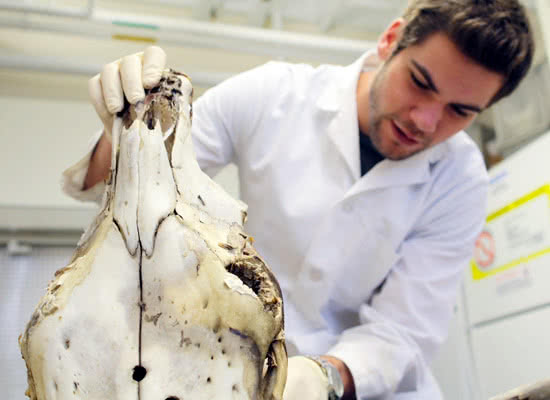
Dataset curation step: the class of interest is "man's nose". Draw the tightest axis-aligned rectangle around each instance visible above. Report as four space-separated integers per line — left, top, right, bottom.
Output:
409 102 442 134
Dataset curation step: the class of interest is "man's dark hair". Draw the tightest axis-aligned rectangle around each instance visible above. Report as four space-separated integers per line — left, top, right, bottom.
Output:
395 0 534 104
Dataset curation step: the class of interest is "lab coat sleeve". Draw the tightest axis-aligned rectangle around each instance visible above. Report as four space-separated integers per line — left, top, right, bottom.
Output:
61 128 106 204
327 163 488 398
191 61 282 176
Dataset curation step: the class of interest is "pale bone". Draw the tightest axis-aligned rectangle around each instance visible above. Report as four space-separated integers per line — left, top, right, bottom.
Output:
19 70 287 400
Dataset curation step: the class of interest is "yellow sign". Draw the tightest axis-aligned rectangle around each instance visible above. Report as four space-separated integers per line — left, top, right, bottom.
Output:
471 184 550 280
112 35 157 43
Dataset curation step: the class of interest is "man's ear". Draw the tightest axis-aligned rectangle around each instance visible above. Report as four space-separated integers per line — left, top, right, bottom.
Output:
378 18 405 61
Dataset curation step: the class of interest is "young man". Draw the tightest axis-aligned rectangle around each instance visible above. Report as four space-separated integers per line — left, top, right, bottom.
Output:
66 0 534 398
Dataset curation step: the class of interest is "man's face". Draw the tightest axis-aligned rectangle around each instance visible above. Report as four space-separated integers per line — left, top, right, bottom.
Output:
357 26 504 160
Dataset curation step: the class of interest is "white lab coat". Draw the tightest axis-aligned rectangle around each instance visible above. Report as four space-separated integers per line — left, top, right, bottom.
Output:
63 52 488 399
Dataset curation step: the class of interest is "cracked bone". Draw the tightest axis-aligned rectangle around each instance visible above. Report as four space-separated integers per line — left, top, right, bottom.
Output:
19 70 287 400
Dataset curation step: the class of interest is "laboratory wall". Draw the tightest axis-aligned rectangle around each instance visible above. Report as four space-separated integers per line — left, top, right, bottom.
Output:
0 246 75 399
2 1 550 399
0 27 270 233
1 3 371 398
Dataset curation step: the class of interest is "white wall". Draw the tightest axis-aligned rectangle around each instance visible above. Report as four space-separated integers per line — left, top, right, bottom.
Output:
0 13 369 233
0 28 255 233
537 0 550 62
3 1 549 398
0 246 76 399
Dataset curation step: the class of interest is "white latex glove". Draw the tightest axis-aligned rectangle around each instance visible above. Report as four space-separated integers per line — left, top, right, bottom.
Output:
283 356 330 400
88 46 167 140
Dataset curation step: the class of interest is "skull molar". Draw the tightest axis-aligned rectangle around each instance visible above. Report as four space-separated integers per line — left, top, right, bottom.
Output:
19 70 287 400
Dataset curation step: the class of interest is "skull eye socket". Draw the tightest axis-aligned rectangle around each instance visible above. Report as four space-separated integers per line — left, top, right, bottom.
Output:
225 257 283 317
225 262 261 295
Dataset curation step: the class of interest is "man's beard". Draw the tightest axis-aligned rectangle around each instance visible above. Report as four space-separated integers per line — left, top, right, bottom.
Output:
364 65 428 161
365 69 386 155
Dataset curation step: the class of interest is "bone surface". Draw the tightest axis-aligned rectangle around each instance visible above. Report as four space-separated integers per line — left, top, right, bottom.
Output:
19 70 287 400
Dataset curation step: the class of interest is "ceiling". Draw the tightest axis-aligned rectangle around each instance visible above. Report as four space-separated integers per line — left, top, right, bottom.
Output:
0 0 541 66
0 0 548 155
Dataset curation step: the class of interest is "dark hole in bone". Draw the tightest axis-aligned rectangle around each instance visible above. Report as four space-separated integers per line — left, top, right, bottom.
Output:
207 377 212 383
219 243 235 250
132 366 147 382
233 384 239 392
146 109 155 130
165 397 179 400
64 338 70 349
226 262 261 295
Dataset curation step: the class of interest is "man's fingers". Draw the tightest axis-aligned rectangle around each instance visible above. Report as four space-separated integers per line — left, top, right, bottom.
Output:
88 74 114 129
88 46 166 138
120 53 145 104
90 46 166 128
142 46 167 88
100 62 124 113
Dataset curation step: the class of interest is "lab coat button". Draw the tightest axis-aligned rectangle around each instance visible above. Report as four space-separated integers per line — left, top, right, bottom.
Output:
309 267 324 282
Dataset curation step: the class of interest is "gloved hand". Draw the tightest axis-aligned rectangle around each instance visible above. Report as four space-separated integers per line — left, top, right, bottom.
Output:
88 46 167 140
283 356 330 400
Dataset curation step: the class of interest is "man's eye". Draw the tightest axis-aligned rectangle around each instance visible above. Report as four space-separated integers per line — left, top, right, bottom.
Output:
410 72 429 90
451 105 470 117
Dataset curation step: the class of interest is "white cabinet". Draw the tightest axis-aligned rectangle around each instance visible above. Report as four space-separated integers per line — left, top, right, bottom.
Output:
462 130 550 398
471 305 550 398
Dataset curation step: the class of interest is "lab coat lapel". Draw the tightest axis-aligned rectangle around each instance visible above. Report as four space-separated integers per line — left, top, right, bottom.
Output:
316 52 375 182
346 142 449 198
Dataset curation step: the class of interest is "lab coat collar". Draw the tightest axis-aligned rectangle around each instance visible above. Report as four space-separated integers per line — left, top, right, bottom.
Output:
345 141 449 198
315 51 450 194
315 51 378 182
315 51 379 113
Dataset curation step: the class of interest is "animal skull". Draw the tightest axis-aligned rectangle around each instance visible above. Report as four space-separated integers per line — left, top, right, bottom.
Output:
19 70 287 400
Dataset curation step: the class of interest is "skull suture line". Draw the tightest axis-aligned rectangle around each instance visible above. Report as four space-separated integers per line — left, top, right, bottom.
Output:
19 70 287 400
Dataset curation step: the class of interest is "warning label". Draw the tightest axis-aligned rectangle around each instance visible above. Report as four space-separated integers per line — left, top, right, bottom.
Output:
473 231 495 269
471 184 550 281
